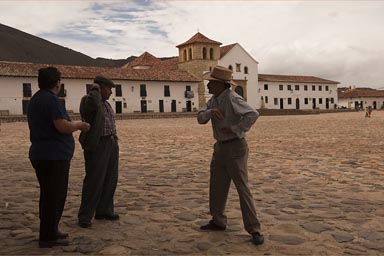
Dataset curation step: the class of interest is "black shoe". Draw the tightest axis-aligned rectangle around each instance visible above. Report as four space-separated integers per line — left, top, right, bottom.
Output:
78 221 92 228
55 231 68 239
200 220 226 231
95 213 119 220
39 239 69 248
252 232 264 246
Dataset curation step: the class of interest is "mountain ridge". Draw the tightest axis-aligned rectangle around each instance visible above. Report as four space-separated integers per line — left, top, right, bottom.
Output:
0 23 133 67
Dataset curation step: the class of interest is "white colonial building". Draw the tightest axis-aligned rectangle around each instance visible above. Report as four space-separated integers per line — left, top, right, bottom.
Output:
338 87 384 110
177 33 338 111
257 74 339 110
0 57 200 115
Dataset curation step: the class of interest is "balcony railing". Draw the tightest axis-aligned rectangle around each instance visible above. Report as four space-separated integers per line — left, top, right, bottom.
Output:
185 91 194 98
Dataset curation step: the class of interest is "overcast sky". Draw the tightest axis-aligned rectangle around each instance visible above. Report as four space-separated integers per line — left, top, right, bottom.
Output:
1 0 383 88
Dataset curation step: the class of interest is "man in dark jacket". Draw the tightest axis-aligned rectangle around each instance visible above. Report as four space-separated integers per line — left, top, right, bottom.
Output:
78 76 119 228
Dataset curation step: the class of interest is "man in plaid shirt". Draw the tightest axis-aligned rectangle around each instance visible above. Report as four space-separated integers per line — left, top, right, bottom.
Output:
78 76 119 228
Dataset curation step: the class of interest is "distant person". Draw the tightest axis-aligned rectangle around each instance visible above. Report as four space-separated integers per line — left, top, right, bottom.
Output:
365 107 369 117
78 76 119 228
197 66 264 246
28 67 90 248
367 106 372 117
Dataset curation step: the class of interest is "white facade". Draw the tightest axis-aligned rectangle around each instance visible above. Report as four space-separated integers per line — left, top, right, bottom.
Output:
218 43 259 109
0 76 198 115
0 77 36 115
338 97 384 110
258 82 338 110
118 80 198 113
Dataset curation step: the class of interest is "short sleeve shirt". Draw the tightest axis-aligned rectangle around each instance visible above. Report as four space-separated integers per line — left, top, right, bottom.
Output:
28 89 75 160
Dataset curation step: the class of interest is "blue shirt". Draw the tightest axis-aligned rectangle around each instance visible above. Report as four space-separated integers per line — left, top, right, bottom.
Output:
28 89 75 160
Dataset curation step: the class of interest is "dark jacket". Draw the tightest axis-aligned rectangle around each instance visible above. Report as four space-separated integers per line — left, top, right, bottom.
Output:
79 88 104 151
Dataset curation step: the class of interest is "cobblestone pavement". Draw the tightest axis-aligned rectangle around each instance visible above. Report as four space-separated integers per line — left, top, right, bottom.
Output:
1 112 384 255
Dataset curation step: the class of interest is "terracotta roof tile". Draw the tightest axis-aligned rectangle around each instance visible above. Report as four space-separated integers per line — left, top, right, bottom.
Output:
258 74 339 84
220 43 236 58
338 87 384 98
122 51 161 68
0 61 200 82
152 57 179 70
177 32 222 48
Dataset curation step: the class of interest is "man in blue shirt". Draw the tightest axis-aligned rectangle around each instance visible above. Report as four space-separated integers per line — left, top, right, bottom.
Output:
28 67 90 248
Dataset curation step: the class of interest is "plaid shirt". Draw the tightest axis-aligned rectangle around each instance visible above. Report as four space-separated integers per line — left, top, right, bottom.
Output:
102 101 116 136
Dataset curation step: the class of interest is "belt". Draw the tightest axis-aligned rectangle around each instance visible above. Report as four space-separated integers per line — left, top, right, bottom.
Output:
101 134 117 140
218 137 242 144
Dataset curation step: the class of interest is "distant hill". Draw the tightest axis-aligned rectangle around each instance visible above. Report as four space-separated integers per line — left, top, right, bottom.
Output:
95 56 137 67
0 23 133 67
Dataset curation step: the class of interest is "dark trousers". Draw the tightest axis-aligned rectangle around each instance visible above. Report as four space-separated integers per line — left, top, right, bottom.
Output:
31 160 70 241
78 136 119 222
209 138 261 234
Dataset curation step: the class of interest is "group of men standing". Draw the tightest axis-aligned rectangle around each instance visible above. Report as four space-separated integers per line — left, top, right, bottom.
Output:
28 68 119 248
27 65 263 249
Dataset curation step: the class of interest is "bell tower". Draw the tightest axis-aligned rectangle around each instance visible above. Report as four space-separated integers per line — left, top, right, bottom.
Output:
177 32 221 108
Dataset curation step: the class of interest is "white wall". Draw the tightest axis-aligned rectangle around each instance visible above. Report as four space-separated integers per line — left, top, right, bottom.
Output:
0 76 198 115
63 79 93 113
114 80 198 113
0 77 38 115
218 44 259 109
258 82 338 110
338 97 384 110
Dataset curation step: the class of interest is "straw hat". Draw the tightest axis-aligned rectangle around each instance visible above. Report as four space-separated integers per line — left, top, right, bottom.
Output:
202 66 237 86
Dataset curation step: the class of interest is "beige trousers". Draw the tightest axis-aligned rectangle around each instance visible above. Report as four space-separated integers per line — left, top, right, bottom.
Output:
209 138 261 234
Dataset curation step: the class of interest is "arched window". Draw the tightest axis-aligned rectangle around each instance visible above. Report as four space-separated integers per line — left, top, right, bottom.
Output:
202 47 207 59
235 86 244 97
209 48 214 59
228 65 233 71
188 48 192 60
244 66 248 74
183 49 187 61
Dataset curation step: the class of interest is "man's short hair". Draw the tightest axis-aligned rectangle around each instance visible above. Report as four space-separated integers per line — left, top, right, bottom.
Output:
38 67 61 89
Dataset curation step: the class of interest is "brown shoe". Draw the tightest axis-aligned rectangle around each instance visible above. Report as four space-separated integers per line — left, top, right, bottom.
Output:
39 239 69 248
95 213 119 220
200 220 226 231
251 232 264 246
55 231 68 239
78 221 92 228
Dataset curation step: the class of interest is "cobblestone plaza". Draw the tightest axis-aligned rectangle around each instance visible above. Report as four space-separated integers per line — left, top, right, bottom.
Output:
1 112 383 255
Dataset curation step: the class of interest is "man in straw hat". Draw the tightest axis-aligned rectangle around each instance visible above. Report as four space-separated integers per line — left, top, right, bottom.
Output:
197 66 264 246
